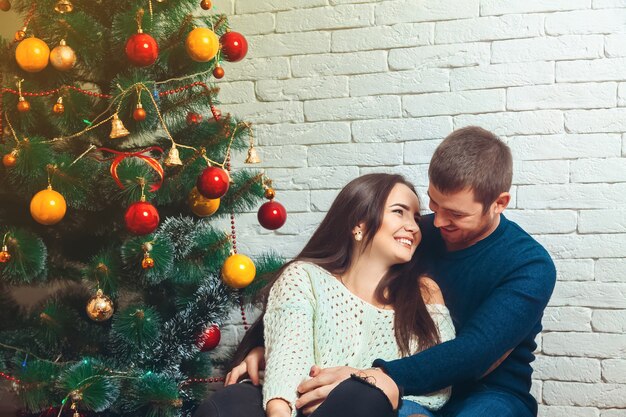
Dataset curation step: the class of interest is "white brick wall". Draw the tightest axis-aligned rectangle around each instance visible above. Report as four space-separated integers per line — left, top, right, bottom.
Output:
218 1 626 414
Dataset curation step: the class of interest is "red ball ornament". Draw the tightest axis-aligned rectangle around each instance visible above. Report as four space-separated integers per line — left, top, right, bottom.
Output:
196 167 229 199
124 200 160 235
186 112 202 125
258 200 287 230
220 31 248 62
125 32 159 67
213 65 224 79
197 324 221 351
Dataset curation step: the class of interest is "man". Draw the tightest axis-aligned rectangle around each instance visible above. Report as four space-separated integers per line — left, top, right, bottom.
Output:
205 126 556 417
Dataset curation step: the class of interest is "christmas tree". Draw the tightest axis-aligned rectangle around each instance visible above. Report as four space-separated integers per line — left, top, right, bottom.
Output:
0 1 286 416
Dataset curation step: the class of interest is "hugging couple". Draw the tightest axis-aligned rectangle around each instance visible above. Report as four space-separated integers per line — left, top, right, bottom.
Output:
194 126 556 417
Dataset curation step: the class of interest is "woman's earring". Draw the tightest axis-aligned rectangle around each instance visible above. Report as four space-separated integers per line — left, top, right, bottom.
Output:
354 230 363 242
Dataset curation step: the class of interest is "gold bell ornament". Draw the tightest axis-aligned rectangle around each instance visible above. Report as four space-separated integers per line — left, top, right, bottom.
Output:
245 144 261 164
54 0 73 13
109 113 130 139
69 394 81 417
164 145 183 167
244 125 261 164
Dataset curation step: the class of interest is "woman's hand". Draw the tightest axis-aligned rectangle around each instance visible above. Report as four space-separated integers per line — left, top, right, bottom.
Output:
266 398 292 417
224 346 266 386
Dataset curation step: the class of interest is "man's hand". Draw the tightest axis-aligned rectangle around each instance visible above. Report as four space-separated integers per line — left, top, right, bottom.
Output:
224 346 266 386
295 366 356 415
296 366 399 415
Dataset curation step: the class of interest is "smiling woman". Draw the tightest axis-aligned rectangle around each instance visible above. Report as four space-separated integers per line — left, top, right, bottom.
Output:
194 173 456 417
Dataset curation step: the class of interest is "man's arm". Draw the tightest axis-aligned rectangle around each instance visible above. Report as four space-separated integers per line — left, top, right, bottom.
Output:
373 256 556 396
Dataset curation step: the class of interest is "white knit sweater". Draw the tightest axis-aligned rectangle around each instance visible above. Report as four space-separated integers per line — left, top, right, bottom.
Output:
263 261 455 416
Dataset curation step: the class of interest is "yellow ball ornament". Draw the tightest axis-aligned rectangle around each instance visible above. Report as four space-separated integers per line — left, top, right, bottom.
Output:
222 254 256 289
30 185 67 225
15 36 50 73
185 27 219 62
188 186 220 217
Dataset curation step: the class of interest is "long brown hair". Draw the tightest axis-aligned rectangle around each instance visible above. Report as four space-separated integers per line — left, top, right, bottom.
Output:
231 173 440 366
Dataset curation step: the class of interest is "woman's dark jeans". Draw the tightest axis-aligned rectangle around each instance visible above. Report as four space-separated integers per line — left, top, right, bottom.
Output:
193 377 397 417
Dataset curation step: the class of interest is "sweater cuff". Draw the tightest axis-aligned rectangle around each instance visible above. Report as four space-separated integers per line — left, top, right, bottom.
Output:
372 359 405 398
262 387 297 416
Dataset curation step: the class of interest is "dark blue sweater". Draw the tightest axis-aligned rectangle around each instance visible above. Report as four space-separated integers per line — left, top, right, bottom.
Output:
373 214 556 415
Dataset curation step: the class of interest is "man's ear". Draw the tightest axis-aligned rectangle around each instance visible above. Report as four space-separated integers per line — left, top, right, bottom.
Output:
493 192 511 214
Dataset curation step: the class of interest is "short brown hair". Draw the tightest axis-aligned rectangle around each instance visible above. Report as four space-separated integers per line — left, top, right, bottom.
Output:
428 126 512 210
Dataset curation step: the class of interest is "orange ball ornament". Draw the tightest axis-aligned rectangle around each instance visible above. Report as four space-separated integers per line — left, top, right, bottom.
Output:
200 0 212 10
133 104 147 121
188 187 220 217
15 36 50 73
185 27 219 62
0 246 10 263
142 254 155 269
53 98 65 114
222 253 256 289
212 65 224 79
2 151 18 168
30 186 67 225
264 187 275 200
14 29 26 42
53 103 64 114
17 97 30 112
